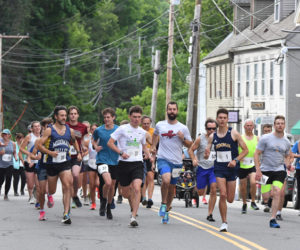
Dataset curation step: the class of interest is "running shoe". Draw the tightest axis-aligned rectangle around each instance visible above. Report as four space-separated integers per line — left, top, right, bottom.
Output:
47 194 54 208
276 214 283 221
270 219 280 228
263 205 270 213
242 203 247 214
83 196 90 206
21 190 25 196
146 199 153 208
202 197 208 204
99 198 107 216
219 222 228 232
110 198 115 209
158 204 167 217
106 205 113 220
62 214 72 224
90 203 96 210
4 195 9 201
39 211 46 221
161 212 169 224
251 202 259 210
129 216 138 227
117 195 123 204
71 201 76 209
28 196 35 204
35 202 41 210
206 214 215 222
141 197 147 206
72 196 82 208
14 192 19 196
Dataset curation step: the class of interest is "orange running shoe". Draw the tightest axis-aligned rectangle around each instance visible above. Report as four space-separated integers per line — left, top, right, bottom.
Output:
90 203 96 210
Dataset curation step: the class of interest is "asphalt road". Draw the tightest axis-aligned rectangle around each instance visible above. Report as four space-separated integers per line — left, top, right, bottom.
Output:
0 182 300 250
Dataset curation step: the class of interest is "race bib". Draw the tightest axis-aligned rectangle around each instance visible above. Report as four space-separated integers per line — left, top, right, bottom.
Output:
257 175 269 185
216 151 232 163
2 154 12 162
70 145 77 155
172 168 181 178
243 157 254 166
83 154 89 162
208 152 216 161
98 164 109 175
88 159 97 170
31 159 38 164
53 152 67 163
127 147 139 158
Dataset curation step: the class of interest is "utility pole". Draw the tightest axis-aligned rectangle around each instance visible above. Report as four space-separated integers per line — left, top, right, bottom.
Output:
165 2 175 110
186 0 201 138
0 34 29 131
150 50 160 127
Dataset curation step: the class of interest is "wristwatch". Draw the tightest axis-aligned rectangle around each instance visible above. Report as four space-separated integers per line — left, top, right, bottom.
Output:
119 151 123 156
234 158 240 164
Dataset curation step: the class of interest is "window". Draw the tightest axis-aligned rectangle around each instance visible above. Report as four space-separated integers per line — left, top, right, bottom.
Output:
237 66 241 98
254 64 258 96
270 61 274 96
261 63 265 95
280 62 284 96
246 65 250 97
225 64 227 97
214 67 217 98
275 0 280 22
209 67 212 98
219 65 222 99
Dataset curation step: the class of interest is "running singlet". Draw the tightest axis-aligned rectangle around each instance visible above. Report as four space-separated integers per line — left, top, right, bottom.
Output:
238 135 257 169
66 122 87 158
197 134 215 169
213 127 239 171
44 124 71 164
0 139 14 168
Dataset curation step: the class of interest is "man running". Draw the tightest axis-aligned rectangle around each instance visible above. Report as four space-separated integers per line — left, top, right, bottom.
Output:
189 118 218 222
141 115 155 208
93 108 119 220
254 115 292 228
205 108 248 232
107 105 150 227
67 106 88 208
238 119 260 214
38 106 81 224
19 121 41 205
151 101 192 224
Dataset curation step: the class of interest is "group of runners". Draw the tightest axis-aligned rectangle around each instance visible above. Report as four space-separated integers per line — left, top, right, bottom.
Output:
0 101 297 231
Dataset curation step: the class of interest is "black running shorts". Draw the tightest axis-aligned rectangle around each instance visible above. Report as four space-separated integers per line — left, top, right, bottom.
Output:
117 161 144 187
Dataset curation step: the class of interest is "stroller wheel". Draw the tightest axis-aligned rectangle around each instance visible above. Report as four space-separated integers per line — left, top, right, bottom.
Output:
184 192 190 208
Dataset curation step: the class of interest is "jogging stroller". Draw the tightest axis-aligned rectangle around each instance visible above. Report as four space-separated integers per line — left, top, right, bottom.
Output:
175 159 199 208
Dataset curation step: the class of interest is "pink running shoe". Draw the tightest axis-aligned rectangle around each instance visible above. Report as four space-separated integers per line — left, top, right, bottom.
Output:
39 211 46 221
90 203 96 210
47 195 54 208
202 197 208 205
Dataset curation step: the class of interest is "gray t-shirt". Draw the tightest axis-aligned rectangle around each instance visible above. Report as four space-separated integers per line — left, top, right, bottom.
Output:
257 133 290 172
196 134 215 169
155 120 192 164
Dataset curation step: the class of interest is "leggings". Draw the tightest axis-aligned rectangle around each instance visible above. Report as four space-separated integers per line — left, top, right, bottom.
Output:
13 167 26 193
0 166 13 196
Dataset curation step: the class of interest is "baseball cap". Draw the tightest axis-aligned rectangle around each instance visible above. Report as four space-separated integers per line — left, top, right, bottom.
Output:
2 129 11 135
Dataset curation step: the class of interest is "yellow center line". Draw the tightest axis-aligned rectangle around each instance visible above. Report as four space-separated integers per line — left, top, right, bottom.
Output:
151 206 267 250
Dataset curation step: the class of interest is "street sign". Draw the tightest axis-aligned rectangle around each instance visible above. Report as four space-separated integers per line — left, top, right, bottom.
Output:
251 102 265 110
228 110 239 123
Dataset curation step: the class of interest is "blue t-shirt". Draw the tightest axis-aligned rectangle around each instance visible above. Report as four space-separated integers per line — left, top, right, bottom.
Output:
292 141 300 170
93 124 119 166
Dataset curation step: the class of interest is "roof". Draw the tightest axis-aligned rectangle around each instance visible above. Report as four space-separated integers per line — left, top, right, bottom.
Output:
203 11 299 62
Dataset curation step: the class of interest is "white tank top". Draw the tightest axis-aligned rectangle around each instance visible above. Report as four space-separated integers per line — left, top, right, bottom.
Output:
28 133 39 151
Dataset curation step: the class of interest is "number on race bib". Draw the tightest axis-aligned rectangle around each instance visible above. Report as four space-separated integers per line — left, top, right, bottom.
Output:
53 152 67 163
208 152 216 161
98 164 109 175
216 151 232 163
257 175 269 185
127 148 139 157
172 168 181 178
2 154 12 162
243 157 254 165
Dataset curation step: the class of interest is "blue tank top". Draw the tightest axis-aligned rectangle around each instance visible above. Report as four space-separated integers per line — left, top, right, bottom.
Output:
44 124 71 164
213 127 239 170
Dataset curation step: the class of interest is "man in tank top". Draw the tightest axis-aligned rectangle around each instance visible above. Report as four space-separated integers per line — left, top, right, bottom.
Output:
205 108 248 232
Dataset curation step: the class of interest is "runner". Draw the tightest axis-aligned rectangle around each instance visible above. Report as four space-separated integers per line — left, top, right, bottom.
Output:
31 117 54 221
37 105 81 224
141 115 155 208
189 118 218 222
19 121 41 205
254 115 292 228
151 101 192 224
0 129 17 200
107 105 150 227
87 123 98 210
205 108 248 232
67 106 88 208
238 119 260 214
93 108 119 220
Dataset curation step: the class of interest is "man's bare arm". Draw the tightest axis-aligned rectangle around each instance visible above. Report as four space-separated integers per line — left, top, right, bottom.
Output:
189 136 200 167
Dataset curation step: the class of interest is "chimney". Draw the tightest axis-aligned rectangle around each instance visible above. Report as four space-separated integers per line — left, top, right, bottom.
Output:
250 0 274 29
232 0 251 34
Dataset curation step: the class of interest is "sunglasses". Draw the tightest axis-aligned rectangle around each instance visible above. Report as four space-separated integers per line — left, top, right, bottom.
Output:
206 127 216 131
